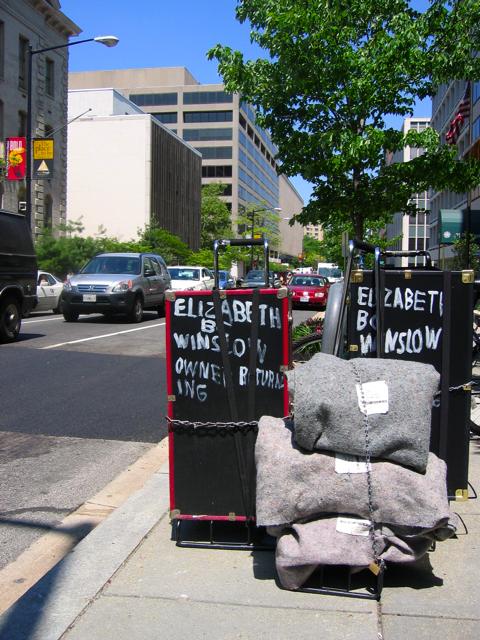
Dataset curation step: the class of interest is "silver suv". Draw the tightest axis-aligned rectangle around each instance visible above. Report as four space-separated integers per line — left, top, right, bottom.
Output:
61 252 171 323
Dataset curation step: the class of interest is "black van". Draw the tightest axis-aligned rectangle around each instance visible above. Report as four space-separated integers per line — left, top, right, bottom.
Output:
0 209 37 342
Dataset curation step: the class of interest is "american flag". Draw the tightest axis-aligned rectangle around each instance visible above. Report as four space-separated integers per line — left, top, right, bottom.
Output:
446 82 471 145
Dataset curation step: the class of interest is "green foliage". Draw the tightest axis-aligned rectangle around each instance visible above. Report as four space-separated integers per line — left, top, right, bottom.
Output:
209 1 480 240
302 235 326 268
137 226 192 264
452 232 480 272
36 221 195 277
36 227 104 278
201 183 232 249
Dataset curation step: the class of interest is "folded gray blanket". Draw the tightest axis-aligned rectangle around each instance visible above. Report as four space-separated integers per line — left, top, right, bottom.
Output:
285 353 439 472
275 516 456 590
255 417 451 530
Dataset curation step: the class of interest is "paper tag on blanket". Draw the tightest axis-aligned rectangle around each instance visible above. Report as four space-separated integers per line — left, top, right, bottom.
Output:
335 453 371 474
336 516 371 536
356 380 389 415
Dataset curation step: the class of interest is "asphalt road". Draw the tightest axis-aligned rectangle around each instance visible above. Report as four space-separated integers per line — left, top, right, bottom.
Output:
0 310 167 571
0 306 314 572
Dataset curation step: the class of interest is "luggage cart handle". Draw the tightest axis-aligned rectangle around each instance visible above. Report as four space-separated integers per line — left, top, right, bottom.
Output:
213 238 269 288
381 250 432 267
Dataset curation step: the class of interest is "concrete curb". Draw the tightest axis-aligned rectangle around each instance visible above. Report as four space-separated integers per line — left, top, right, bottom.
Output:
0 461 170 640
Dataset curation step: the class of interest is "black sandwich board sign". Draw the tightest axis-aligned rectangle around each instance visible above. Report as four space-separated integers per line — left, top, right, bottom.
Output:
347 269 473 498
165 288 290 522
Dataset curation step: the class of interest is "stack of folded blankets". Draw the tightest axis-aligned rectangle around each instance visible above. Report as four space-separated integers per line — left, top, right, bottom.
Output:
255 352 458 590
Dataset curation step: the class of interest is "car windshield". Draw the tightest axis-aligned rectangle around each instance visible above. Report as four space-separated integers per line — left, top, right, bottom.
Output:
318 267 342 278
169 268 200 280
246 271 265 281
81 256 141 275
291 276 324 287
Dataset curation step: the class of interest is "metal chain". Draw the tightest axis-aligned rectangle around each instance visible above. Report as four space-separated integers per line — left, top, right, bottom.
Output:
166 416 292 429
350 360 384 574
434 381 473 396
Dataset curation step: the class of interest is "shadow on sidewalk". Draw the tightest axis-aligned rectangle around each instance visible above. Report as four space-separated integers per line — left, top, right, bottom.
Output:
0 519 96 640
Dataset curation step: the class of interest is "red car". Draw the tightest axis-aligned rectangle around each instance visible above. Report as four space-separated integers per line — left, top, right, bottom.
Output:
288 274 330 309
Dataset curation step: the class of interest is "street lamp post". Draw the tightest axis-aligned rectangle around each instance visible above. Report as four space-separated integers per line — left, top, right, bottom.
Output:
246 206 281 269
25 35 119 228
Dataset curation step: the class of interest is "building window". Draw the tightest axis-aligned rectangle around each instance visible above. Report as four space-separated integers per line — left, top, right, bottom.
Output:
0 21 4 79
45 58 54 96
473 116 480 143
44 194 53 229
18 111 27 137
153 112 178 124
184 128 232 141
473 81 480 105
194 146 232 159
239 113 246 129
129 92 178 106
18 36 29 89
201 165 233 178
183 91 233 104
184 110 233 123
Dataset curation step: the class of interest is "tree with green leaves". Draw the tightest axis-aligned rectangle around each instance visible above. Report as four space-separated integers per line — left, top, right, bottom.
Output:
200 183 232 249
452 232 480 272
209 0 480 241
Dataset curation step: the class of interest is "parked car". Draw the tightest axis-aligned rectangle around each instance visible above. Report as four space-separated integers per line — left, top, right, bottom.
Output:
218 270 235 289
61 252 171 323
288 274 330 309
24 271 64 315
242 270 281 288
167 266 215 291
0 209 37 342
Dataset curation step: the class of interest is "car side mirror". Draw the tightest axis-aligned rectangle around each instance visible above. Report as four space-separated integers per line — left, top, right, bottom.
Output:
144 268 155 277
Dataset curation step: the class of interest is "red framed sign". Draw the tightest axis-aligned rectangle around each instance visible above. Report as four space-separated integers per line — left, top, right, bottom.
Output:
165 288 291 521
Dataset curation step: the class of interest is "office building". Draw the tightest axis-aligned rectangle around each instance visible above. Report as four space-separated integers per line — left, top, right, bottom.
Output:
385 117 430 266
430 80 480 267
67 89 202 248
0 0 80 236
68 67 304 261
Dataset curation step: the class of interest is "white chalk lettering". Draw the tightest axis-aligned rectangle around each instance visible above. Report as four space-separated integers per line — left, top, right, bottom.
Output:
360 333 375 354
425 326 442 350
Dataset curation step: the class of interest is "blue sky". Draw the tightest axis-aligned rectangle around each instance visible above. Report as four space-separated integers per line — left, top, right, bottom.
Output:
60 0 432 205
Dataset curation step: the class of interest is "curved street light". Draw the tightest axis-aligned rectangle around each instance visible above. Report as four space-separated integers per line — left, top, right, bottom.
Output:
26 35 119 227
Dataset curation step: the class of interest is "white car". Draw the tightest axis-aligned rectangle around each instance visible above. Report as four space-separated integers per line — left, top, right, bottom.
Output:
33 271 64 314
167 266 215 291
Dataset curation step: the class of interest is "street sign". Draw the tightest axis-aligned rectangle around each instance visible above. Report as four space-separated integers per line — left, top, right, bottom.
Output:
33 158 54 179
33 138 54 160
439 208 480 244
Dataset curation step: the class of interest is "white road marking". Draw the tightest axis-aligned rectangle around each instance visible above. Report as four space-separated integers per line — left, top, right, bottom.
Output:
22 316 65 324
41 322 166 349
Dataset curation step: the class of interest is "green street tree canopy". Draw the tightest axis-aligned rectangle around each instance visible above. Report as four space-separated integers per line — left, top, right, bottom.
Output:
209 0 480 240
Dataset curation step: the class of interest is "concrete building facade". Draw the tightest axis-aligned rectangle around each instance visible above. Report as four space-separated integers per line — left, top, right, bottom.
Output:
0 0 80 237
68 67 304 261
428 79 480 267
67 89 202 248
385 117 431 266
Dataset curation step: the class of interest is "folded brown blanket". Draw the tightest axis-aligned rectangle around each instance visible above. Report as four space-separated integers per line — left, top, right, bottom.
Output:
255 417 451 530
285 353 439 472
275 516 456 590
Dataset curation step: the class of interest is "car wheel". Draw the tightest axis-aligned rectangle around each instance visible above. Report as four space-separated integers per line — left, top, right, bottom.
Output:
53 299 63 314
128 296 144 323
63 309 79 322
157 301 165 318
0 297 22 343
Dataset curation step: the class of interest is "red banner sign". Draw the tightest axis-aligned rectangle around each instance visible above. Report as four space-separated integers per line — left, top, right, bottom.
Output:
6 137 26 180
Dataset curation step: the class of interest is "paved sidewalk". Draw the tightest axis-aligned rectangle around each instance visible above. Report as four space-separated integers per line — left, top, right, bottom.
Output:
0 438 479 640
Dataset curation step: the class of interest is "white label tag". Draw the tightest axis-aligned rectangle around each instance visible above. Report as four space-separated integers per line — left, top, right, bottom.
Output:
356 380 389 415
335 453 371 474
336 516 372 537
